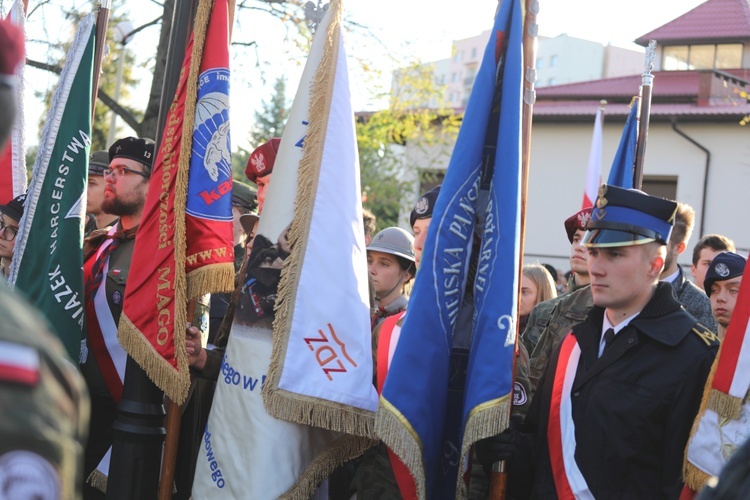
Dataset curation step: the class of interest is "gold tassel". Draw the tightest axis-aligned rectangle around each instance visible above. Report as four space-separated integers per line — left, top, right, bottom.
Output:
187 263 235 301
279 435 377 500
87 469 108 494
683 353 720 491
457 395 512 499
375 397 428 500
707 389 743 421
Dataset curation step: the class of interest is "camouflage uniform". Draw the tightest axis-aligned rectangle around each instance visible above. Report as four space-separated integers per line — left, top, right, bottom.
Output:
523 285 593 399
0 283 89 499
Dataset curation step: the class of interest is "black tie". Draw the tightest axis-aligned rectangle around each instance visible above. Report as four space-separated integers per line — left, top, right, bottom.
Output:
603 328 616 351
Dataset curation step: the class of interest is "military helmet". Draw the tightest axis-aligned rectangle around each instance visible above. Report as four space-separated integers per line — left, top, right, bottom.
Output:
367 227 415 262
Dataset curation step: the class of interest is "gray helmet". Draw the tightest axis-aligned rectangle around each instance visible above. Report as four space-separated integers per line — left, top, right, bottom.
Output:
367 227 415 262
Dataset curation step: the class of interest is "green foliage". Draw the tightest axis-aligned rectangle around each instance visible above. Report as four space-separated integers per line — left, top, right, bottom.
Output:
358 62 461 229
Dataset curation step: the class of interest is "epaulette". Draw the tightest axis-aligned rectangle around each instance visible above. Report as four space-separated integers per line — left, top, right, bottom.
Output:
691 323 720 347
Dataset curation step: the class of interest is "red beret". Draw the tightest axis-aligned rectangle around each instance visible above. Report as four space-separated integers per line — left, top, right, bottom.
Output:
0 19 24 75
564 207 593 243
245 138 281 183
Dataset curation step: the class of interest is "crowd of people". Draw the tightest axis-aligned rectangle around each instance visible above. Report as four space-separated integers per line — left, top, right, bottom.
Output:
1 15 750 500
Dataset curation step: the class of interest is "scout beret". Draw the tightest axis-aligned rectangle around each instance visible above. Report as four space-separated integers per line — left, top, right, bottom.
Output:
564 207 593 243
410 185 441 228
88 150 110 176
232 180 257 211
0 192 26 222
582 184 677 248
109 137 156 172
245 138 280 183
704 252 747 297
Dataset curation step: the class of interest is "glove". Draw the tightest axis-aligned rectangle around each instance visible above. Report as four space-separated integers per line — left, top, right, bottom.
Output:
475 415 526 466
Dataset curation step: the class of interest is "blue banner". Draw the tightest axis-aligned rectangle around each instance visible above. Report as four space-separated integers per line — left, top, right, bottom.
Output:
375 0 523 497
606 100 638 189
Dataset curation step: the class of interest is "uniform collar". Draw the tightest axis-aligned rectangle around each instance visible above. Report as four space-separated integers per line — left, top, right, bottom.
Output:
585 282 691 347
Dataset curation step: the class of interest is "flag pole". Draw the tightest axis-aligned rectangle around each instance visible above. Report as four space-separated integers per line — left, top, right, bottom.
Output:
489 0 538 496
633 39 656 190
92 0 112 121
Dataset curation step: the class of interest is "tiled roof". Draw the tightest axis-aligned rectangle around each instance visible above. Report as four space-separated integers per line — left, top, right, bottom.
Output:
535 69 750 101
533 100 750 120
634 0 750 45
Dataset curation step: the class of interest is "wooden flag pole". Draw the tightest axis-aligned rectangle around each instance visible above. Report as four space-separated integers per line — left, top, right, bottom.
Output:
158 300 195 500
91 0 112 121
488 0 538 497
633 40 656 190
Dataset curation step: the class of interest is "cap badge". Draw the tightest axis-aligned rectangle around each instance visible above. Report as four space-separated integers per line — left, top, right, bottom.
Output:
592 208 606 221
115 145 122 153
415 196 429 215
251 153 266 173
715 263 731 277
577 211 591 228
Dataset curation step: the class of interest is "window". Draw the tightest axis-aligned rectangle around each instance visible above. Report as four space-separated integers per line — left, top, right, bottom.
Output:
716 44 743 69
471 47 477 59
420 170 445 194
663 46 689 70
451 72 457 83
536 57 544 68
550 55 558 67
641 176 677 201
663 43 744 71
689 45 715 70
548 77 557 85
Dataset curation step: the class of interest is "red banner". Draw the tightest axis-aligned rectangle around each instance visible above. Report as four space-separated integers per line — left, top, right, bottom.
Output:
119 0 234 404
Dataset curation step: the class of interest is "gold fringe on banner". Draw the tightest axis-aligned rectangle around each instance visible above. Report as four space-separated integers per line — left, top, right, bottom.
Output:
683 353 720 491
457 394 512 498
375 397 428 500
118 0 213 406
279 436 378 500
87 469 108 494
187 263 234 301
707 389 743 421
263 0 374 439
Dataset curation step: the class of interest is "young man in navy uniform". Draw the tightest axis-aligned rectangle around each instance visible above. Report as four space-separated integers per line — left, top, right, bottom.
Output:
479 185 719 498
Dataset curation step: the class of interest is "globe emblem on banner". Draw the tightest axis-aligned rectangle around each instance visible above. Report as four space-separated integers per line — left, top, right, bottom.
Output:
186 67 233 221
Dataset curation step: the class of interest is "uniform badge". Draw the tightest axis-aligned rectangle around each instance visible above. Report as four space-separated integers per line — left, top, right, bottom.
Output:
577 210 591 229
596 184 608 208
251 153 266 173
414 196 429 215
0 451 60 499
513 381 528 406
715 263 731 277
112 290 122 304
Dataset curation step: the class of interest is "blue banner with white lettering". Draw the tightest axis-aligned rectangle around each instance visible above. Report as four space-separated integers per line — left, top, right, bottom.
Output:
375 0 523 497
606 99 638 189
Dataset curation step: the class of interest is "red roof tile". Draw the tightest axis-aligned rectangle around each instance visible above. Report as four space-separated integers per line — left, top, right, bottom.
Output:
536 69 750 101
635 0 750 45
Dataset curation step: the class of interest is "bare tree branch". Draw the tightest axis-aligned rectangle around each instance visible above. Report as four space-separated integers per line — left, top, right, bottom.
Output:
26 58 142 134
123 17 162 42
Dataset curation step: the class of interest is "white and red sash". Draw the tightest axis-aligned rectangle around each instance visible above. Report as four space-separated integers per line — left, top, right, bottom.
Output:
376 310 417 500
83 225 127 402
547 333 594 500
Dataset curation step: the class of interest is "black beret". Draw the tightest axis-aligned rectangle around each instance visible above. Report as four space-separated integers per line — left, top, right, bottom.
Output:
232 180 257 211
0 192 26 222
704 252 747 297
109 137 156 172
410 185 441 228
88 150 109 176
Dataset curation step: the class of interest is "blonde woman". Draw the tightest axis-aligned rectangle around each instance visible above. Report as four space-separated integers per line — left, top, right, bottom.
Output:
519 264 558 332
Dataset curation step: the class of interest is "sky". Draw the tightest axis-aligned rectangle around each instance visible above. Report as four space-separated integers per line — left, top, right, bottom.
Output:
19 0 708 149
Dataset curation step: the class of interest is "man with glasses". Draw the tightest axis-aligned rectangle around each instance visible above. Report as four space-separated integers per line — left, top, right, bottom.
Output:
0 193 25 277
80 136 154 499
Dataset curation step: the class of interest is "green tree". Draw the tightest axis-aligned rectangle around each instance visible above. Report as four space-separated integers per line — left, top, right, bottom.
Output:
250 76 288 145
358 62 461 229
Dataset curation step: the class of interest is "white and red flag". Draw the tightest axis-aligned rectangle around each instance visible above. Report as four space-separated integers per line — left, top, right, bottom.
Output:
0 0 26 204
684 258 750 489
581 105 603 208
